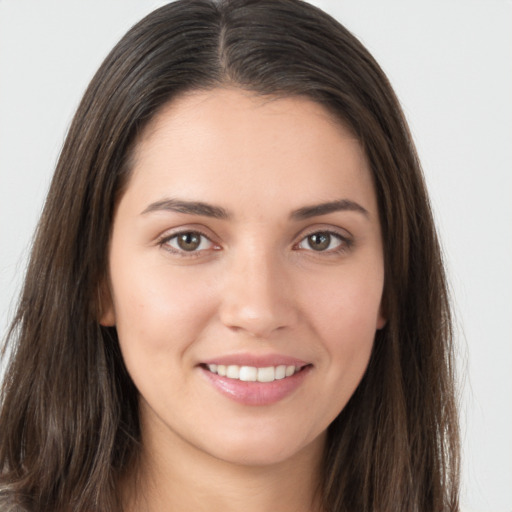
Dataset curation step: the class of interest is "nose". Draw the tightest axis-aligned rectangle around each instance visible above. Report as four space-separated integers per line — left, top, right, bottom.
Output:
218 247 298 339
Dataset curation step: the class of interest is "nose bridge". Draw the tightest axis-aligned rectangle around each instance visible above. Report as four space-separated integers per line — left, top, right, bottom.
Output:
219 238 297 338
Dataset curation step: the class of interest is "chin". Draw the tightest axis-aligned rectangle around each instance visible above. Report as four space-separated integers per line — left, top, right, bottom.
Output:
205 429 326 468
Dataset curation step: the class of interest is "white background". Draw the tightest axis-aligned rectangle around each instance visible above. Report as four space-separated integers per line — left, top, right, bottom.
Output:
0 1 510 511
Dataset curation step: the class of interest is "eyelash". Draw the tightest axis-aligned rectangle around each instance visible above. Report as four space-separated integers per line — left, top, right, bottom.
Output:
294 230 352 255
158 229 218 258
158 229 353 257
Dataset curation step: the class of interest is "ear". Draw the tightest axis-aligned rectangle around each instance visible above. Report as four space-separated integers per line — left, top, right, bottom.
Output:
376 301 387 330
376 313 387 330
98 281 116 327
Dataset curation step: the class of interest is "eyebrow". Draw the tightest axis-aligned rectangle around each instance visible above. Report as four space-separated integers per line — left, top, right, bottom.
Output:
290 199 369 220
141 197 369 220
141 198 230 219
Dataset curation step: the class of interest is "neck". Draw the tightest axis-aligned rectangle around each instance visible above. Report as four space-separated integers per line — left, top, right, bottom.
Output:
122 413 325 512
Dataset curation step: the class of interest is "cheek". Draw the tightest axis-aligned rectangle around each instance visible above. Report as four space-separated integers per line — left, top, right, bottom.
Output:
303 267 383 367
109 260 220 404
110 257 218 355
304 275 382 422
307 268 383 331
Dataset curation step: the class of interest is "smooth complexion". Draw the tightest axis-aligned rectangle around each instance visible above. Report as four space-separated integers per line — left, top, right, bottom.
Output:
101 89 386 512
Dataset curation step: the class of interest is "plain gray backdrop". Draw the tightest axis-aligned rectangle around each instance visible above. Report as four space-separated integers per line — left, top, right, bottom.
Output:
1 1 511 511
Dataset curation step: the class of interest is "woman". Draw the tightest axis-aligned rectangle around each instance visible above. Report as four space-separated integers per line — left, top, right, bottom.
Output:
0 0 460 511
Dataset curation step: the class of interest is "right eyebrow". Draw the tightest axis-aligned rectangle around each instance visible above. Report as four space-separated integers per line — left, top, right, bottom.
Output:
290 199 369 220
140 198 231 220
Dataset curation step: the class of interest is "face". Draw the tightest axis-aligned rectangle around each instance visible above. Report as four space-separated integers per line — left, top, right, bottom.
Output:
102 88 385 468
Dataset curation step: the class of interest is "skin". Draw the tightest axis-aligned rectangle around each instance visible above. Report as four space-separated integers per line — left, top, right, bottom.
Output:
101 88 386 512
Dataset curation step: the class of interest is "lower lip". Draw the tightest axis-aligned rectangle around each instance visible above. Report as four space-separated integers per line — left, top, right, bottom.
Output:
200 366 311 406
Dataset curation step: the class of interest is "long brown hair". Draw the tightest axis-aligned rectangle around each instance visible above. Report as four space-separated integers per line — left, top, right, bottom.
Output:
0 1 459 510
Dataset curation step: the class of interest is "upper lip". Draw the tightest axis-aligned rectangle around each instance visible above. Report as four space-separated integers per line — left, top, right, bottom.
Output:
200 353 310 368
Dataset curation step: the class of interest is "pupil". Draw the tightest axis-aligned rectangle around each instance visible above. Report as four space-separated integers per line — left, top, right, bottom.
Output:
309 233 330 251
178 233 200 251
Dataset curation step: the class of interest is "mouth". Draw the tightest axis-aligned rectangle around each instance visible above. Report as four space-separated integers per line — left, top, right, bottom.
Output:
201 363 306 383
198 354 312 405
199 359 312 406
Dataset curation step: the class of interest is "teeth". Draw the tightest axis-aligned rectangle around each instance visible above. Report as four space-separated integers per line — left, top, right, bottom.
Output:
239 366 257 382
285 365 295 377
257 366 275 382
226 365 239 379
275 365 286 380
206 364 300 382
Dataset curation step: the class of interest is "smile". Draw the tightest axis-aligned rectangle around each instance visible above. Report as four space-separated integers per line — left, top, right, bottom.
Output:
205 364 300 383
201 362 311 406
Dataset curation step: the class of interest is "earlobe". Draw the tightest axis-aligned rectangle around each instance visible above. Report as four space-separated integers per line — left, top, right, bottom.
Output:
376 314 387 330
376 301 387 330
99 306 116 327
98 283 116 327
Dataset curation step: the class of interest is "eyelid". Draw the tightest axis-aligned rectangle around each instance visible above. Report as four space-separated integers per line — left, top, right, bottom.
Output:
157 227 221 256
293 226 354 253
155 224 354 257
295 223 353 240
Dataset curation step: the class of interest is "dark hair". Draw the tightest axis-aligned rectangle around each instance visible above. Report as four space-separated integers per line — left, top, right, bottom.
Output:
0 0 460 510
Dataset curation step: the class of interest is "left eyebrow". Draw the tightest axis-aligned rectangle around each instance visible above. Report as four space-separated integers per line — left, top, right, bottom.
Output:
290 199 370 220
141 198 230 219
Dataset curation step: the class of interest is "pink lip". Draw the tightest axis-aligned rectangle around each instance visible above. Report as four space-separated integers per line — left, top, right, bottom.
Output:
199 355 312 406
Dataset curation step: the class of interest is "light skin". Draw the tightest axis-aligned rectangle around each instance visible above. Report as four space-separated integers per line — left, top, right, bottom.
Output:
101 88 386 512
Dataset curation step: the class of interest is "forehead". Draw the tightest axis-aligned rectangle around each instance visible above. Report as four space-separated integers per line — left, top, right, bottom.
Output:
137 88 354 143
123 88 377 218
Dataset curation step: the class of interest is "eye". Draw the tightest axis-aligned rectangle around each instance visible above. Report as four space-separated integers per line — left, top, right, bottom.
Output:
161 231 215 253
296 231 347 252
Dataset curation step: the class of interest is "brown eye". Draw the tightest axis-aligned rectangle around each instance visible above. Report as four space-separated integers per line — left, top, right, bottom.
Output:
297 231 345 252
164 231 214 253
307 233 331 251
177 232 201 251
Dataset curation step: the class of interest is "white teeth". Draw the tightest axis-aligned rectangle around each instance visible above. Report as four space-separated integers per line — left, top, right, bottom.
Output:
206 363 301 382
257 366 275 382
226 365 239 379
239 366 257 382
275 365 286 380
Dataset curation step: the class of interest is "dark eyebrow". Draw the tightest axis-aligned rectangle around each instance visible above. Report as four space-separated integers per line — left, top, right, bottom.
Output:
141 197 368 221
290 199 369 220
141 198 230 219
